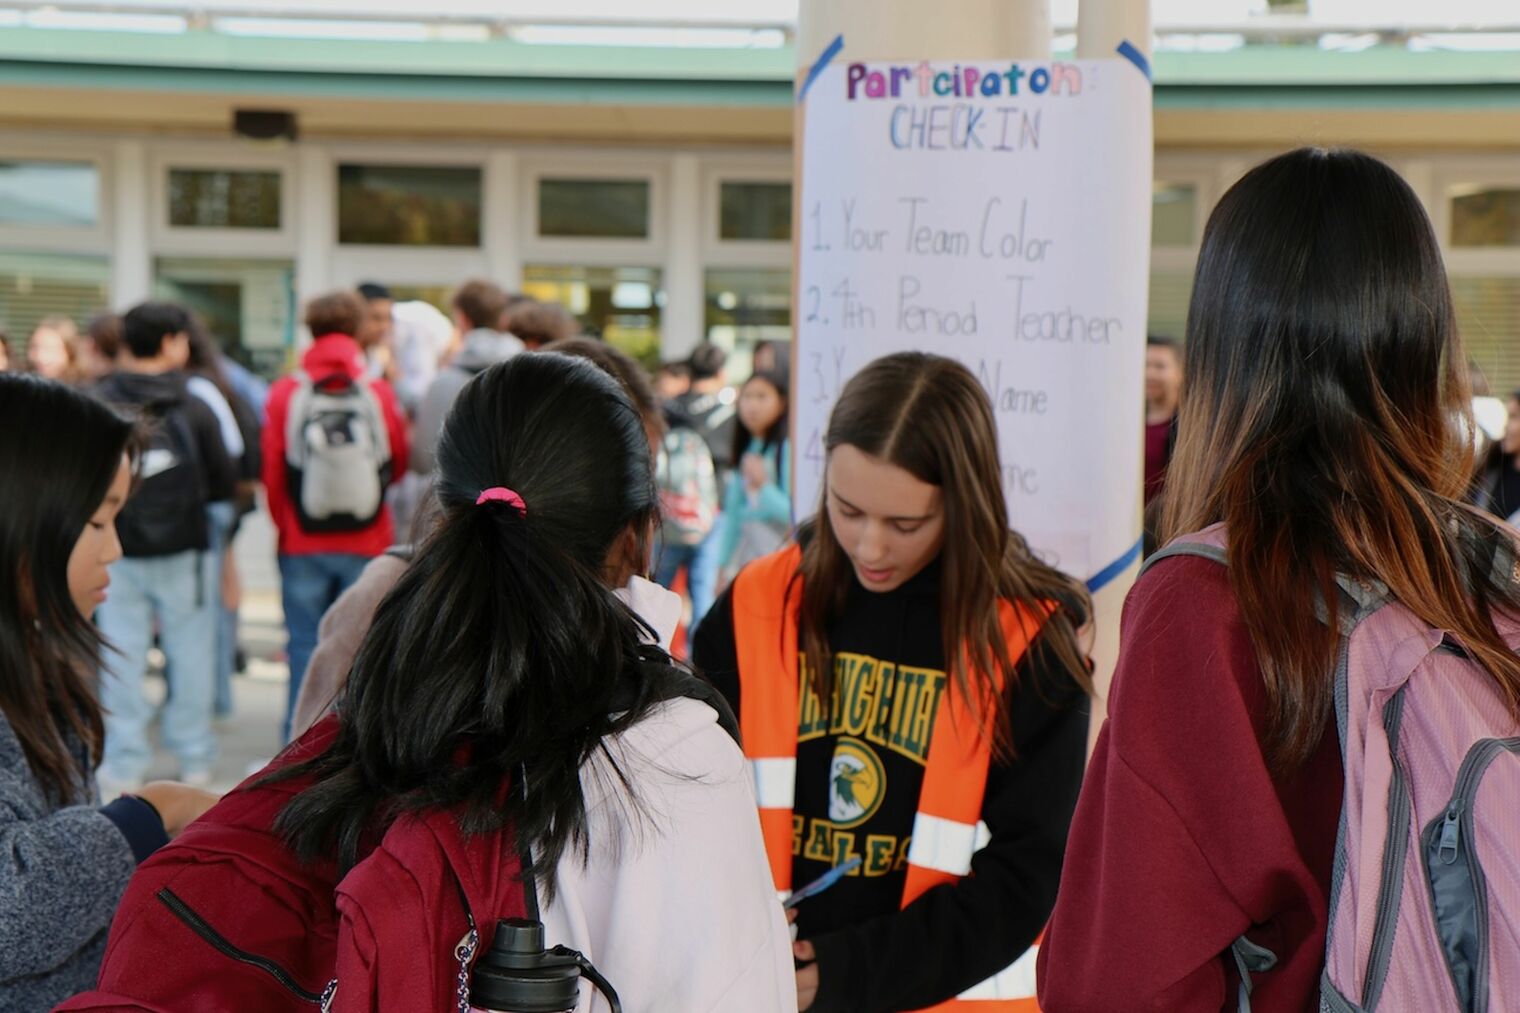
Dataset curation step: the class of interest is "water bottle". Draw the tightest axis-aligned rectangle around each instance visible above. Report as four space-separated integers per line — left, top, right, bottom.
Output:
469 919 621 1013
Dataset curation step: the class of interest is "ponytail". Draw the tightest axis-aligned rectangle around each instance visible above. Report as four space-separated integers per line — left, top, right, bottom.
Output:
272 353 672 899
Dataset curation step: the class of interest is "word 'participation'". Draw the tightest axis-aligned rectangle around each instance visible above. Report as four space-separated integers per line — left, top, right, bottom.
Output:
845 61 1084 101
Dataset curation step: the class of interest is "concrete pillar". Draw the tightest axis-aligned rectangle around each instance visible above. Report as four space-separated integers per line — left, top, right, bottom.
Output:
664 153 705 362
484 150 522 292
293 142 333 350
110 140 152 309
797 0 1052 63
1076 0 1152 737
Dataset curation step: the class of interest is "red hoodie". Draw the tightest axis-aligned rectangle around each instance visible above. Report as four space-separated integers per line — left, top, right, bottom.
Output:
262 333 410 557
1037 555 1342 1012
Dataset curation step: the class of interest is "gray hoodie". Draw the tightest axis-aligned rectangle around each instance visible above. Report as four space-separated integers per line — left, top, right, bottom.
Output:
0 710 160 1010
409 329 525 475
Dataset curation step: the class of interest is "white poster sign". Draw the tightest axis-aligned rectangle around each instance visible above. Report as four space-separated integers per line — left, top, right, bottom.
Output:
794 52 1153 586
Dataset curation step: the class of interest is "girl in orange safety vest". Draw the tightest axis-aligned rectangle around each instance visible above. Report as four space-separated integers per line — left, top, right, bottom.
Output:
693 352 1093 1013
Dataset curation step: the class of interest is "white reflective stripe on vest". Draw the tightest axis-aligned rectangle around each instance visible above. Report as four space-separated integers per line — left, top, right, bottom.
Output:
751 757 797 809
906 813 991 877
957 944 1039 1001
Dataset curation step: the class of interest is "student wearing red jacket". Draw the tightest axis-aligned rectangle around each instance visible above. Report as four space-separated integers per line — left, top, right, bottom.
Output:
262 290 409 742
1039 148 1520 1009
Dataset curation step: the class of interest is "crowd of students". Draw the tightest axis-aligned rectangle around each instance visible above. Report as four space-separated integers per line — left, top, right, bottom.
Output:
1 145 1519 1012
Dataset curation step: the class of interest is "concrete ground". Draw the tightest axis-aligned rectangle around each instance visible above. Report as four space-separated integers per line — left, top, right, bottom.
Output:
139 507 290 793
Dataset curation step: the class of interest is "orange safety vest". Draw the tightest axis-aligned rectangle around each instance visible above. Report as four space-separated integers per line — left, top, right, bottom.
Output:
732 544 1048 1013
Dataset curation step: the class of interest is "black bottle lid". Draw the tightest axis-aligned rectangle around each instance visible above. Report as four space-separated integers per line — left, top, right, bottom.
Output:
468 919 582 1013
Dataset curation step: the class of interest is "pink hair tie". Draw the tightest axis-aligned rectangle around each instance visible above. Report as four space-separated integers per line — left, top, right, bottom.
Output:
475 487 528 515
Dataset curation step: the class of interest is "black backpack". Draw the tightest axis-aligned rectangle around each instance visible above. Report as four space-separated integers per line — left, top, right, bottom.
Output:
117 398 210 558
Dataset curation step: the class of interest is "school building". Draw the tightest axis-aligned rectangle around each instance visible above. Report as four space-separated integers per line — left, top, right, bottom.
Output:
0 8 1516 383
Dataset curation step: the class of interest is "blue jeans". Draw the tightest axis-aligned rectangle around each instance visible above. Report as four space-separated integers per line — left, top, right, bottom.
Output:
279 553 370 742
97 551 218 781
206 502 238 718
654 514 723 637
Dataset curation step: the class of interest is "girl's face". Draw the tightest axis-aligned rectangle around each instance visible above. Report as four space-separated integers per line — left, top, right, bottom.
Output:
826 444 945 594
28 328 69 379
66 456 130 617
738 378 785 438
1506 399 1520 456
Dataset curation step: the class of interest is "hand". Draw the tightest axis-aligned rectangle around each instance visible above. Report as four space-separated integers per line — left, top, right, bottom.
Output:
220 547 241 612
135 781 221 837
741 452 768 492
794 938 819 1011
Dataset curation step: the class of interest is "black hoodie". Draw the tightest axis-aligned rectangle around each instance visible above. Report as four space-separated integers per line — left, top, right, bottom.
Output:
694 552 1090 1013
94 371 237 556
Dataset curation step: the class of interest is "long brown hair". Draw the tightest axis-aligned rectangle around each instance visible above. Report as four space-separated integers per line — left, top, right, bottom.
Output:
798 353 1091 756
0 375 136 803
1163 147 1520 773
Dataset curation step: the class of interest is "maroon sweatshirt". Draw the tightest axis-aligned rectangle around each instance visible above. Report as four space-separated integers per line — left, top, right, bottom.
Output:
1038 555 1343 1012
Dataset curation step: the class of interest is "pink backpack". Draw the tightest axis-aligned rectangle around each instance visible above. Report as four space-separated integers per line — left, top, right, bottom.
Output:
1151 525 1520 1012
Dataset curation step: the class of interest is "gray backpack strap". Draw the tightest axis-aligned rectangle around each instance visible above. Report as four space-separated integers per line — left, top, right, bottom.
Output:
1139 539 1228 577
1232 935 1279 1012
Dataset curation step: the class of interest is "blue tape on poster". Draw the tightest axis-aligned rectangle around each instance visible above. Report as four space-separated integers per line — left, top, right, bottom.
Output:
1086 537 1143 594
799 33 845 102
1116 40 1152 82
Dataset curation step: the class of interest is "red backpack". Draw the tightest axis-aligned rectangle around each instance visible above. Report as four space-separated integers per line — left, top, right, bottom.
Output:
58 716 527 1013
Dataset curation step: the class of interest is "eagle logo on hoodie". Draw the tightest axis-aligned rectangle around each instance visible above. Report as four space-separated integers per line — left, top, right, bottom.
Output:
828 737 886 828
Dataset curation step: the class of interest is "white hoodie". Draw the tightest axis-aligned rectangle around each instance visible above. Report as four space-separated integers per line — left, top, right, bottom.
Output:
538 579 797 1013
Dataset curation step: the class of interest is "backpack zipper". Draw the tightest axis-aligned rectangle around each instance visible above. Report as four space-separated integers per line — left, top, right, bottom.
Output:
1361 691 1412 1010
157 888 327 1005
1443 737 1520 1013
454 912 479 1013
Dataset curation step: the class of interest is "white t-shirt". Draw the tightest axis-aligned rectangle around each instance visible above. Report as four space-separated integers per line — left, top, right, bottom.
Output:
539 697 797 1013
186 374 244 459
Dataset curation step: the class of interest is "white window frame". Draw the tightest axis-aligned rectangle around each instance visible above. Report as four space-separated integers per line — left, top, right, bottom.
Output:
0 136 112 254
702 157 793 269
331 144 490 254
519 152 668 269
326 144 494 295
1433 156 1520 278
149 143 297 256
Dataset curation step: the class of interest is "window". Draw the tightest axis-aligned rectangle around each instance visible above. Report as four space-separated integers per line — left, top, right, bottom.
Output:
0 251 109 360
720 182 792 242
155 257 295 380
0 161 98 228
1148 269 1193 341
168 169 281 230
1451 187 1520 248
1453 276 1520 395
1151 183 1196 248
338 164 482 247
521 264 664 367
387 285 455 317
706 268 791 378
537 179 650 239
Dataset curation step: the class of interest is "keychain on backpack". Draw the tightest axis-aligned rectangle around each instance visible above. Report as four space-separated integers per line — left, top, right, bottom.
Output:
468 918 621 1013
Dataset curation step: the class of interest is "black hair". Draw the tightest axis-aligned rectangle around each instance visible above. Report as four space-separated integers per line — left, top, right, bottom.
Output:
0 374 136 802
1146 334 1180 352
687 342 727 382
274 353 679 898
356 282 393 302
732 368 789 475
185 315 237 405
121 302 190 361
